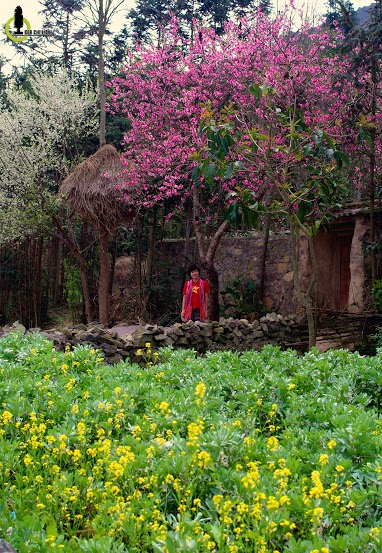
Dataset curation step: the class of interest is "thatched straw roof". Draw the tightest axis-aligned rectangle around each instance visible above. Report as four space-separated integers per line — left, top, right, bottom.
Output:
60 145 135 230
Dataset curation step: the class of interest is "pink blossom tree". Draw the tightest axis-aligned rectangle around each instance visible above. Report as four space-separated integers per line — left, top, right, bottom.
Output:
108 12 354 324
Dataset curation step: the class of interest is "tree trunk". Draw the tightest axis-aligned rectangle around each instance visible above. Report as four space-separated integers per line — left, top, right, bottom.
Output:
98 227 110 324
204 261 220 321
183 202 192 262
98 0 106 147
33 236 43 327
109 235 117 296
258 214 271 306
146 207 157 288
52 217 94 323
303 236 318 349
192 184 230 321
289 222 317 348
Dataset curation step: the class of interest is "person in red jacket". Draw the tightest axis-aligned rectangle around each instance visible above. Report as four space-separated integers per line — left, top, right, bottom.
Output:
181 264 210 322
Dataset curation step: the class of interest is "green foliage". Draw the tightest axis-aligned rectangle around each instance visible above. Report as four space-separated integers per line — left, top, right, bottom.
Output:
220 276 261 318
371 326 382 352
2 335 382 550
372 279 382 312
63 261 83 324
197 91 350 240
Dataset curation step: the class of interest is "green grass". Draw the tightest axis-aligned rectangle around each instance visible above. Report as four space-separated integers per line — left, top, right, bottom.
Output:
0 331 382 552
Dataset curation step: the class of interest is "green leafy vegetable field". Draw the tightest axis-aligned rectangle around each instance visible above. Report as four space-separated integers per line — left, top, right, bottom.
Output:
1 332 382 553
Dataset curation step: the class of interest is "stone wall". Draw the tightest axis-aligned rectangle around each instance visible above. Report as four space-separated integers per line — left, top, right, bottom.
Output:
39 314 308 365
157 234 299 315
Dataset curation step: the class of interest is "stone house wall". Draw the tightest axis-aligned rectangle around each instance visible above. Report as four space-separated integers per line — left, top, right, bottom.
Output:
114 215 376 320
157 234 300 315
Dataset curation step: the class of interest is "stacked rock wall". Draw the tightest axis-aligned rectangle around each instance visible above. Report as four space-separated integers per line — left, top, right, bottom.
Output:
40 314 308 364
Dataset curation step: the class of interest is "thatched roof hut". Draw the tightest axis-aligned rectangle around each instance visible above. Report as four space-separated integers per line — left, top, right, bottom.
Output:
60 144 135 230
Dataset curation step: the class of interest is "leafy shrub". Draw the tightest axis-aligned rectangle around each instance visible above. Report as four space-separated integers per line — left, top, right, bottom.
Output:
372 279 382 312
220 276 261 319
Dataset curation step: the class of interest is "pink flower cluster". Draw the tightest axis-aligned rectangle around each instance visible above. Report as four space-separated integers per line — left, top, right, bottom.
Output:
108 12 381 213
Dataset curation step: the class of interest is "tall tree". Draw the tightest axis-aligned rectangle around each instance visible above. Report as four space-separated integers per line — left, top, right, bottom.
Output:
336 0 382 284
108 15 350 324
40 0 84 72
127 0 174 45
325 0 357 35
124 0 273 46
71 0 125 145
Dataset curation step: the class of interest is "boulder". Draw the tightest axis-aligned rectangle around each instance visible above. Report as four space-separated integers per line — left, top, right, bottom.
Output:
0 541 18 552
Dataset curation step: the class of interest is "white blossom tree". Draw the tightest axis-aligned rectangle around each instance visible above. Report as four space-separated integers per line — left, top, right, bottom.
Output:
0 69 98 243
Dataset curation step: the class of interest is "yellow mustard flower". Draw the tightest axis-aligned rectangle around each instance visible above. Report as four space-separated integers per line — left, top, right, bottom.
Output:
319 454 329 465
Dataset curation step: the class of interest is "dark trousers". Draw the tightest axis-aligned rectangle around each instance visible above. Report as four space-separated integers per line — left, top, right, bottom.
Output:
191 309 201 321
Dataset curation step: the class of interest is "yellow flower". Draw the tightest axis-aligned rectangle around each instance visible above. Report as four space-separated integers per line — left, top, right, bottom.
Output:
187 419 204 445
158 401 170 415
370 527 380 537
1 410 13 424
195 382 206 399
136 349 142 356
265 496 278 511
319 454 329 465
24 454 33 467
241 462 260 490
72 449 82 462
335 465 345 473
312 507 324 519
197 450 212 469
236 501 249 515
327 439 337 449
267 436 279 451
309 470 324 498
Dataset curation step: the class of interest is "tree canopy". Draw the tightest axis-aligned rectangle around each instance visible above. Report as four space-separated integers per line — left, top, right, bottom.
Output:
0 69 98 243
